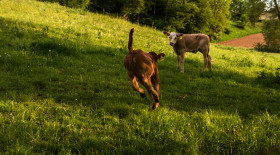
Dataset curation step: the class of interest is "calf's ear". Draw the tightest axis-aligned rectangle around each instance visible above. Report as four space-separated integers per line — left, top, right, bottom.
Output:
163 32 170 36
148 52 157 60
157 53 165 61
176 33 183 37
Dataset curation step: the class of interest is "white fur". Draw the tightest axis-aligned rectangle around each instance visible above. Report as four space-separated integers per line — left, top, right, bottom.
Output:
169 32 177 45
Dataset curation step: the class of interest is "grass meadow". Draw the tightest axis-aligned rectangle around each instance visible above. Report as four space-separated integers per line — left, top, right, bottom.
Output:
1 0 280 154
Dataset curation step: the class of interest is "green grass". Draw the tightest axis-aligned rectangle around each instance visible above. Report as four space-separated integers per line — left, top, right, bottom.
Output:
212 21 262 43
1 0 280 154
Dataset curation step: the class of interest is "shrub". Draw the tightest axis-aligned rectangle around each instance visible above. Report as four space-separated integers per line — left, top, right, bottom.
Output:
262 20 280 52
253 43 276 53
236 14 248 29
224 27 232 34
257 69 280 86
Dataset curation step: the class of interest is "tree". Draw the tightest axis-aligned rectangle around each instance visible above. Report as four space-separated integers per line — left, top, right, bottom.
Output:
273 0 280 20
208 0 232 38
248 0 266 25
122 0 145 24
161 0 231 37
230 0 249 20
262 19 280 52
89 0 125 13
165 0 169 22
260 0 280 52
165 0 199 32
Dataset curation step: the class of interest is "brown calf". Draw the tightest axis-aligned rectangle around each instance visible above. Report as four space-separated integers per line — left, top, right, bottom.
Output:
163 32 212 72
124 28 165 110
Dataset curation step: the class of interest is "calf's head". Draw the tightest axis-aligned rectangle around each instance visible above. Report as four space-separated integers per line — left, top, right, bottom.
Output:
163 32 183 46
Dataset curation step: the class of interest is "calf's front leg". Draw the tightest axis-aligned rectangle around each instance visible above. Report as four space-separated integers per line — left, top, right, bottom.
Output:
177 55 181 71
180 53 185 73
208 54 212 71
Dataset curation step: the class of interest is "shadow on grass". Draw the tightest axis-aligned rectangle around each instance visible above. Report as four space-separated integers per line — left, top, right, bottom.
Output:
0 17 130 106
159 57 280 117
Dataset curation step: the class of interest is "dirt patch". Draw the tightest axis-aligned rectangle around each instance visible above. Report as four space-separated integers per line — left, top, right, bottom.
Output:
216 33 265 48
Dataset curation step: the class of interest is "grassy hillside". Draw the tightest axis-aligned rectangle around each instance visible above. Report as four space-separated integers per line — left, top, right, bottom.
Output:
1 0 280 154
213 21 262 43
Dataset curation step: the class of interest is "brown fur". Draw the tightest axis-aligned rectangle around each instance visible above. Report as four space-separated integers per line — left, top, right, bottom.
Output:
124 28 165 110
163 32 212 72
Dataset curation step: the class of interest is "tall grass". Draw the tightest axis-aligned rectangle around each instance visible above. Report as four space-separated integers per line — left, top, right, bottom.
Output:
0 0 280 154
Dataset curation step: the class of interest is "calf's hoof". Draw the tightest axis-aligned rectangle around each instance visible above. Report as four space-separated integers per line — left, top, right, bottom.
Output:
140 92 146 98
152 102 159 110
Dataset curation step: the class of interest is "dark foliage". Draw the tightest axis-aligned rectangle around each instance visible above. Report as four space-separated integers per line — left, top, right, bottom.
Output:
37 0 232 36
261 20 280 52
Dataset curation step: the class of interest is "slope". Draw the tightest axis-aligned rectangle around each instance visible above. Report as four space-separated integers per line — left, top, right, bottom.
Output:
0 0 280 154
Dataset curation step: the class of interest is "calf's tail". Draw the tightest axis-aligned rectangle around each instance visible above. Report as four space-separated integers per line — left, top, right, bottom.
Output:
128 28 134 53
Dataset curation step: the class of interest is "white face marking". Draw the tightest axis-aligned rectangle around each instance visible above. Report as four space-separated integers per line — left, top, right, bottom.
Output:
169 32 177 45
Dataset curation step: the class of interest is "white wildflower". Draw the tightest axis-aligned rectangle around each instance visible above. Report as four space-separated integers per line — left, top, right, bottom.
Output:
10 113 14 120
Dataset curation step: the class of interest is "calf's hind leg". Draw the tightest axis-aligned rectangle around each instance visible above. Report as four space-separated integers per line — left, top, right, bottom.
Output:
208 54 212 71
152 73 160 95
202 50 209 72
128 72 146 97
142 77 159 110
